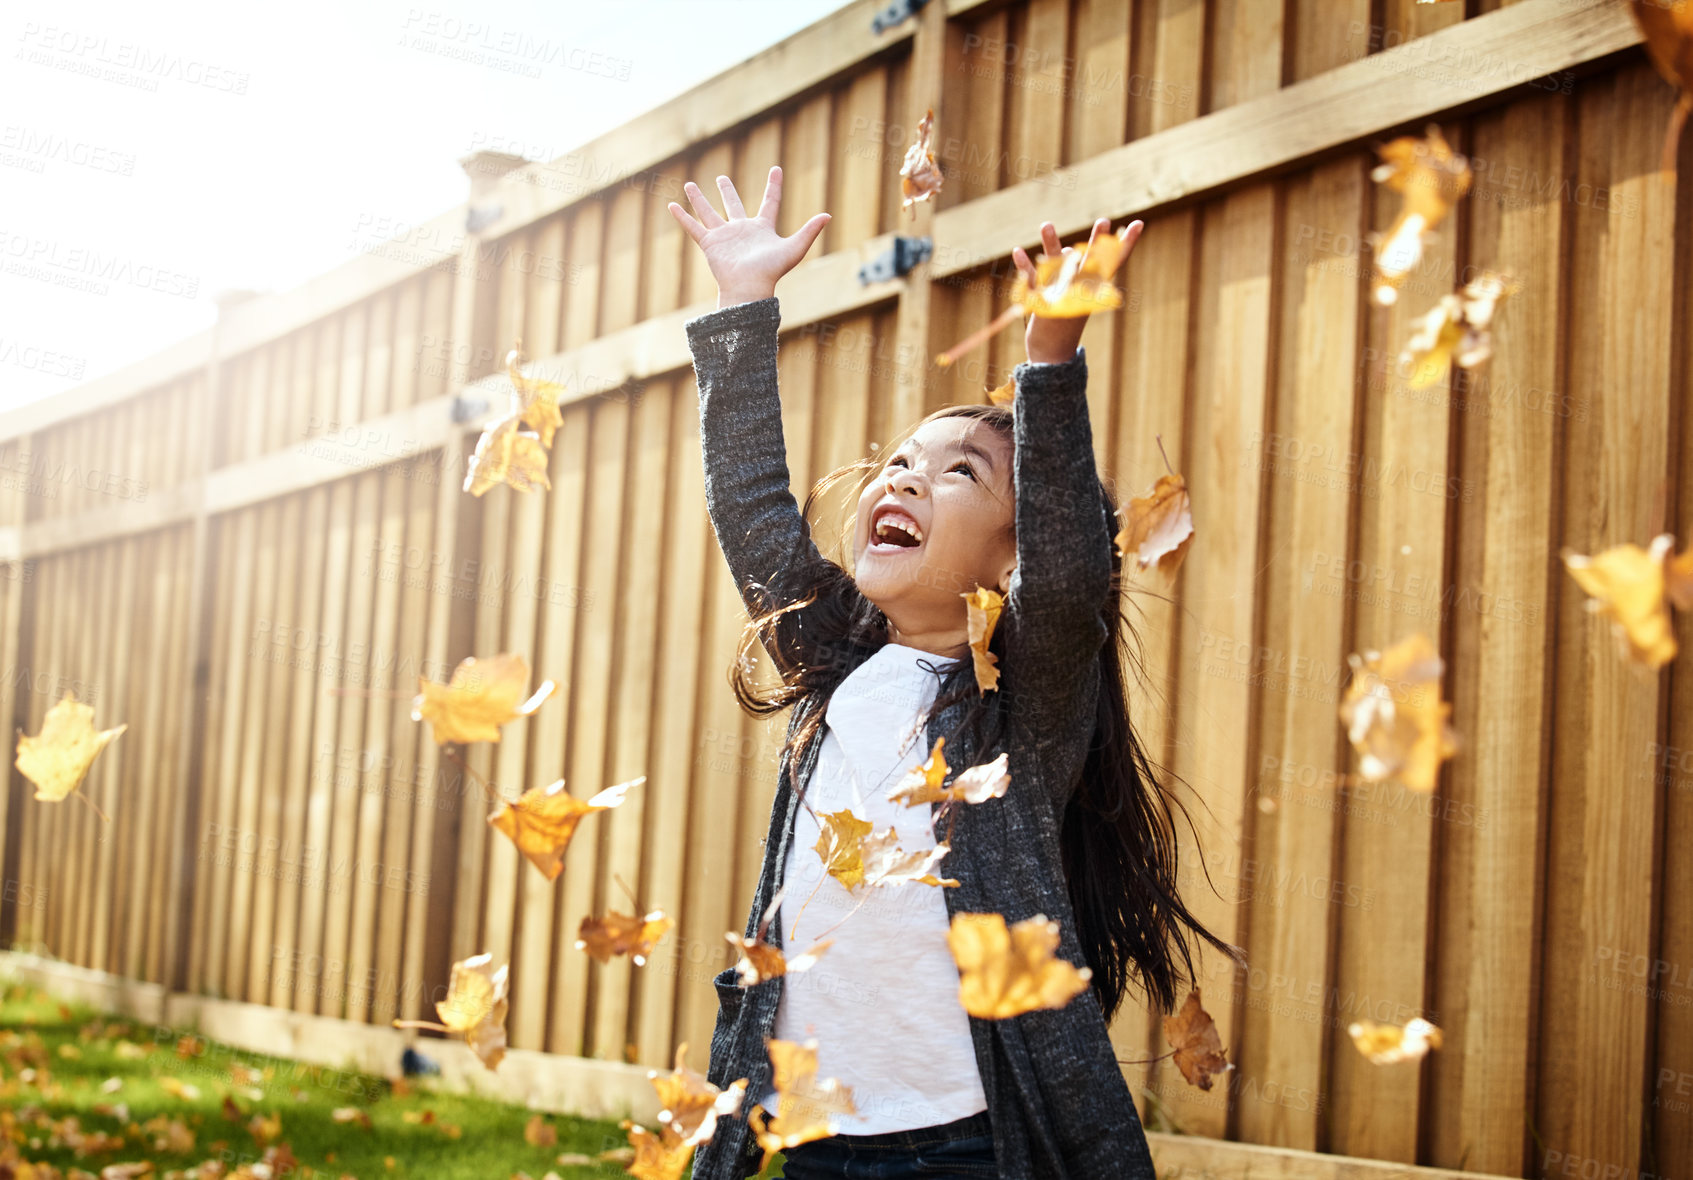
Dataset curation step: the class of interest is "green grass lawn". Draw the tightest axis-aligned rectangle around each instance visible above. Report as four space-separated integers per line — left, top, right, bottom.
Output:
0 979 660 1179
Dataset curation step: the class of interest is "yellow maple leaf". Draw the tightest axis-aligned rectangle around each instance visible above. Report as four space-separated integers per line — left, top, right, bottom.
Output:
748 1038 856 1173
622 1119 694 1180
16 691 125 818
859 826 960 890
899 108 943 214
985 377 1015 405
463 410 552 497
1399 270 1518 390
648 1043 747 1148
488 776 641 881
393 952 509 1071
412 652 555 745
726 931 833 987
574 909 673 966
1368 124 1472 306
1563 534 1679 669
505 344 565 450
813 809 874 891
1010 228 1129 319
1338 632 1458 793
1115 472 1194 579
1349 1017 1443 1064
948 912 1092 1019
961 587 1003 693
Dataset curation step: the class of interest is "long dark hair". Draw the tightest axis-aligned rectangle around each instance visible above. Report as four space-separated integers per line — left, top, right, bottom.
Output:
728 402 1235 1021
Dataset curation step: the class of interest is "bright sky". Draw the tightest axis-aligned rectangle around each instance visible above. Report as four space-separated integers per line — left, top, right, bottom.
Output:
0 0 853 410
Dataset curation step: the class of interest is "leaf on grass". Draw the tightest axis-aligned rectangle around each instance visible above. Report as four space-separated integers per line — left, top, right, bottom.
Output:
331 1107 372 1130
464 410 553 497
1339 632 1458 794
1368 124 1472 306
888 739 1011 807
16 691 126 811
523 1113 557 1148
1163 990 1232 1090
859 827 961 890
947 912 1092 1019
488 776 641 881
1115 473 1194 579
413 653 556 745
648 1043 747 1148
574 910 672 966
813 809 875 891
393 952 510 1071
1398 269 1519 390
1624 0 1693 173
899 108 944 213
158 1076 200 1101
1349 1017 1443 1064
506 345 566 450
1563 534 1680 669
247 1110 281 1148
726 931 833 987
747 1038 857 1174
961 587 1003 693
100 1165 154 1179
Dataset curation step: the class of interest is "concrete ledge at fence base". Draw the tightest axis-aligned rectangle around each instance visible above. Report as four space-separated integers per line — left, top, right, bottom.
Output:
1147 1132 1520 1180
0 951 658 1124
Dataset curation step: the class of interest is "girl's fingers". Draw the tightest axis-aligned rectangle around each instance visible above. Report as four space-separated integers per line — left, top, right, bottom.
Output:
1040 221 1062 258
717 174 747 220
683 180 725 229
666 201 707 245
754 165 782 224
1011 245 1038 284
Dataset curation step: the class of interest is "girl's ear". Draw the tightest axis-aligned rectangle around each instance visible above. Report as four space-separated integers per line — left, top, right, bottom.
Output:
997 560 1017 596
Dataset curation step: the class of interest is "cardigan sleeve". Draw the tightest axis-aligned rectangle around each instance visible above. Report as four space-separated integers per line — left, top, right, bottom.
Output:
685 295 844 630
999 345 1114 753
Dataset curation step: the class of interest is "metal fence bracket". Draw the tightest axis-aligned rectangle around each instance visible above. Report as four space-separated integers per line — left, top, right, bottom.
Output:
871 0 929 33
857 235 932 285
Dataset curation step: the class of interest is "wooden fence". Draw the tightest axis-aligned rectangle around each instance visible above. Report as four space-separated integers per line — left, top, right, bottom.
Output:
0 0 1686 1176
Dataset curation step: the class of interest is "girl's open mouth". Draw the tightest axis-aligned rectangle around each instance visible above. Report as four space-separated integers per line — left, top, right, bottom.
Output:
869 507 925 554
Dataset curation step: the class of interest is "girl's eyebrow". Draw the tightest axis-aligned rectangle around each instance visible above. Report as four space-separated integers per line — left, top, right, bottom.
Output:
904 436 1001 476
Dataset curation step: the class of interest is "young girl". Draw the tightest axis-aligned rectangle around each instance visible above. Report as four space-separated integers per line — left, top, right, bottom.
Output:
671 167 1230 1179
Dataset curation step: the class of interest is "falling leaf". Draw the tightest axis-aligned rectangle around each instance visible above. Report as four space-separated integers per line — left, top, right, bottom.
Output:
961 587 1003 693
1339 633 1458 793
464 410 553 497
887 739 1010 807
726 931 833 987
506 346 565 450
1163 990 1232 1090
1668 538 1693 610
1563 534 1679 669
1368 125 1472 305
747 1038 857 1173
947 912 1092 1019
859 827 961 889
488 776 641 881
1115 472 1194 579
1349 1017 1443 1064
574 910 673 966
813 808 875 891
413 652 556 745
523 1113 557 1148
1624 0 1693 173
899 108 944 214
1399 270 1519 389
1010 225 1132 318
393 952 510 1071
648 1043 747 1147
15 691 126 815
621 1120 694 1180
985 377 1015 405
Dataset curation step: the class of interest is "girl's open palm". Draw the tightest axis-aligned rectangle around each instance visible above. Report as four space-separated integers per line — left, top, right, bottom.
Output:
668 165 831 308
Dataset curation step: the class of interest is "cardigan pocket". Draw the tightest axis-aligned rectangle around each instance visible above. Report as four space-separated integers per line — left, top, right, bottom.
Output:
709 965 746 1072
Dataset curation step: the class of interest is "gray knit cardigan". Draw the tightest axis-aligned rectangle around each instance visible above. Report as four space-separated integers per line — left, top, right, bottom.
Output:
684 295 1156 1179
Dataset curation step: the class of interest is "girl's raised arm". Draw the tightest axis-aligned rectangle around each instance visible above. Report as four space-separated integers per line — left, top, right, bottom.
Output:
674 168 837 622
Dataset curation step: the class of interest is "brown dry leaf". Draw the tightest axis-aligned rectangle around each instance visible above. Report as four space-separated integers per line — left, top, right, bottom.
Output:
393 952 510 1071
330 1107 372 1131
961 587 1003 693
1563 534 1679 669
747 1038 857 1174
523 1113 557 1148
246 1111 281 1147
1368 124 1473 305
1625 0 1693 173
1115 472 1194 579
947 912 1092 1019
413 653 556 746
1163 990 1232 1090
100 1165 154 1179
1349 1017 1443 1064
506 345 565 450
488 775 641 881
648 1043 747 1148
15 691 126 813
464 409 553 497
1399 269 1519 389
726 931 833 987
985 377 1015 405
886 739 1012 807
621 1120 693 1180
1010 225 1132 319
813 808 875 891
574 910 673 966
899 108 944 214
1339 632 1458 793
859 827 961 890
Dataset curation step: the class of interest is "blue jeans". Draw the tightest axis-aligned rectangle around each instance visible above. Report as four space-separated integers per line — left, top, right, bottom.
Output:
776 1110 996 1178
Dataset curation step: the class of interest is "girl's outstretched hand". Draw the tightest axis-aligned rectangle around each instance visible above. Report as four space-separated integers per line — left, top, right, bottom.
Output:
1012 217 1144 365
668 165 831 309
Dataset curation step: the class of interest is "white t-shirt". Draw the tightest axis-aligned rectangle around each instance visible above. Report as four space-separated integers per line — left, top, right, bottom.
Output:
760 642 989 1133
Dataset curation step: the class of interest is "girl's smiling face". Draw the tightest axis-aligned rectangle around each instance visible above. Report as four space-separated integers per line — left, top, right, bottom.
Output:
851 414 1017 646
